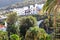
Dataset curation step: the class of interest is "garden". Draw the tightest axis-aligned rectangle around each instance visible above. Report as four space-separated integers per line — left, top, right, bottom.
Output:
0 12 52 40
0 0 60 40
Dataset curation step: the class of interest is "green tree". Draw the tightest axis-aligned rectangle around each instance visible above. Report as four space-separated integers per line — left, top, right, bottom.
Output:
19 16 37 37
25 27 51 40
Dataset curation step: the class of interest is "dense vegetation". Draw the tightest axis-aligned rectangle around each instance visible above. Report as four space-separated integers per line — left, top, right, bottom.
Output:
1 0 60 40
0 12 51 40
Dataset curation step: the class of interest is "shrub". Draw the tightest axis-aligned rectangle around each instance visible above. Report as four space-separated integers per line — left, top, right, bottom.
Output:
0 31 8 40
7 24 19 34
6 24 20 40
10 34 21 40
25 27 51 40
19 16 37 37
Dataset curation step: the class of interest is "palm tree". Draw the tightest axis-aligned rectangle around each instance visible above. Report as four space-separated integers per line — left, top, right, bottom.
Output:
42 0 60 27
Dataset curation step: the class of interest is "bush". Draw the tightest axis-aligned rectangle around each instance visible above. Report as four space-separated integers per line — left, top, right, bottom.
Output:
19 16 37 37
7 24 19 35
0 31 8 40
6 24 20 40
10 34 21 40
25 27 51 40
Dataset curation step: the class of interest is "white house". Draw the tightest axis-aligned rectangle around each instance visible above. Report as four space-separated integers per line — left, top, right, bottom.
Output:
9 4 44 15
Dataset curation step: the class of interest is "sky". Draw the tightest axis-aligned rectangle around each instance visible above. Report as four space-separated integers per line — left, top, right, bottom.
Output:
0 0 24 8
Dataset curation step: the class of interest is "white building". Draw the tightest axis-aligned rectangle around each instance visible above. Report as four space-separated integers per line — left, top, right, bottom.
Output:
12 6 29 15
10 4 44 15
35 4 44 11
